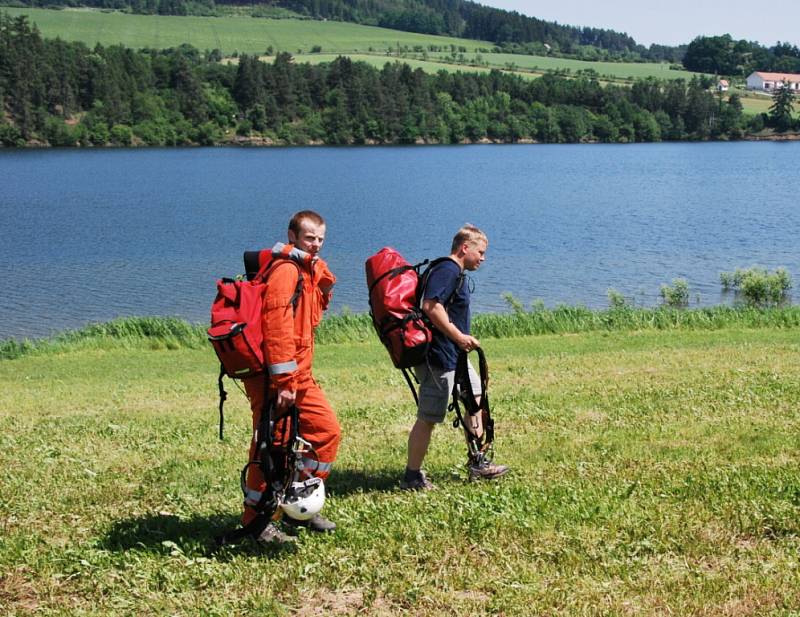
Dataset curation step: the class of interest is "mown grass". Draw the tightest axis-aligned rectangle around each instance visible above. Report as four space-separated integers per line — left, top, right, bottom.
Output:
1 317 799 614
3 7 708 85
734 90 800 118
425 51 702 81
2 7 491 55
280 53 542 81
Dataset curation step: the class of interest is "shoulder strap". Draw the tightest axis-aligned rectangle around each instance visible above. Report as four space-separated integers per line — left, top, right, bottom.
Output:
260 258 304 309
418 256 464 310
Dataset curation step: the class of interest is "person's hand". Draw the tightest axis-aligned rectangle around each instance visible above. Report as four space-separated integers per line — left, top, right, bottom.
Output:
457 334 480 352
275 388 296 415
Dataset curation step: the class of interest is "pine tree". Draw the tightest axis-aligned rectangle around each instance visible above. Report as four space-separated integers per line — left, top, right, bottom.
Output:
769 84 795 132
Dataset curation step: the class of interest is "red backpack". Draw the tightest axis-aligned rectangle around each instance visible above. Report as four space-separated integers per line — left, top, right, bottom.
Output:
365 248 456 396
208 249 302 438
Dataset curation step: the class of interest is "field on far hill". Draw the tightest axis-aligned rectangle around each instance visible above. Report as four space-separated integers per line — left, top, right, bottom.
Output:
2 7 491 54
4 7 707 85
426 51 702 82
734 89 800 118
262 52 541 80
1 316 799 614
288 51 704 83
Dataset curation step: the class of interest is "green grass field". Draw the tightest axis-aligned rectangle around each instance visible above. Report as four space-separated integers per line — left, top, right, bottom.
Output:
425 51 702 81
3 7 708 85
734 90 800 118
2 7 491 54
2 315 799 614
286 51 693 83
264 52 541 80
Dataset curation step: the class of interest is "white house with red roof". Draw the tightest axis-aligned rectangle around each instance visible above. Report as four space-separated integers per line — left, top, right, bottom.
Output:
746 71 800 91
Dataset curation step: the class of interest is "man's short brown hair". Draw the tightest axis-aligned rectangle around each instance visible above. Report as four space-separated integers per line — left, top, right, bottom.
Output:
451 224 488 253
289 210 326 234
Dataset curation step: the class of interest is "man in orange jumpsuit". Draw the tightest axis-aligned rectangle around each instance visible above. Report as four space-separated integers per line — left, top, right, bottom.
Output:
243 210 340 544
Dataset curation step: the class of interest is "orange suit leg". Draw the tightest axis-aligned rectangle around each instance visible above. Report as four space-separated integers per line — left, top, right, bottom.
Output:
241 377 340 525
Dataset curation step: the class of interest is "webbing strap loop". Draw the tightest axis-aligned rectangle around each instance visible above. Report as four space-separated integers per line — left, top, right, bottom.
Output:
217 365 227 440
402 366 419 406
450 347 494 462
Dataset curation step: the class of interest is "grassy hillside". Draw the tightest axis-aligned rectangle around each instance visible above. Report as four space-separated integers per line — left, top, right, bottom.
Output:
286 51 703 83
425 50 701 81
259 52 541 80
4 7 703 84
735 89 800 118
2 7 491 54
1 319 799 614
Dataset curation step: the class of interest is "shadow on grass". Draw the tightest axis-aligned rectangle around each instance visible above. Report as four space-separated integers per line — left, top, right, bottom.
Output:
100 511 297 560
99 469 401 559
326 467 402 496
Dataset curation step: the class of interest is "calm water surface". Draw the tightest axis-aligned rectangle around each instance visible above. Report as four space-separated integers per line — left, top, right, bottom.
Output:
1 142 798 339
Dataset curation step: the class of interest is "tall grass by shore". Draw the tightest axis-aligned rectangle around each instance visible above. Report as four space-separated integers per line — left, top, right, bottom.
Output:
3 305 800 360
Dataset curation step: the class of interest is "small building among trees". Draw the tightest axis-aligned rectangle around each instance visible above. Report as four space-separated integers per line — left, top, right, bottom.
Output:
746 71 800 92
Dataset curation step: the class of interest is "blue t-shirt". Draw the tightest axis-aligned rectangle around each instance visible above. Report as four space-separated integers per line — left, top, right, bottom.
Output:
422 258 469 370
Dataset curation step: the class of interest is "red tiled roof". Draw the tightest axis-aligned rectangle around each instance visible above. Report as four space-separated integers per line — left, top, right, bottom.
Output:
753 72 800 81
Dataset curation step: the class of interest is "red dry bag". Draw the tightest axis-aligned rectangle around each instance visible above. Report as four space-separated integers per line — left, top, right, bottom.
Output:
365 247 433 369
208 278 266 379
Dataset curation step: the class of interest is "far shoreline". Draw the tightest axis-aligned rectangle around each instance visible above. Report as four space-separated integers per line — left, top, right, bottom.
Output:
4 130 800 150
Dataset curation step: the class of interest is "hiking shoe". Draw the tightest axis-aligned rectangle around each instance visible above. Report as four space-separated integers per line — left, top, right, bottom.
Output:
252 522 295 545
284 513 337 533
400 470 434 491
468 456 509 481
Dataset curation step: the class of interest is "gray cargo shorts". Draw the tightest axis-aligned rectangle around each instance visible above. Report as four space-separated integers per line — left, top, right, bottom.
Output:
414 360 481 424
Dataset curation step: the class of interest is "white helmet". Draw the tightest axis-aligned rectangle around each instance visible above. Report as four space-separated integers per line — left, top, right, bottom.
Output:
280 477 325 520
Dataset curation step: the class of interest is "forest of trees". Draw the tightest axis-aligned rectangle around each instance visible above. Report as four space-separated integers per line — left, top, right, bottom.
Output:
8 0 685 62
1 13 791 149
683 34 800 75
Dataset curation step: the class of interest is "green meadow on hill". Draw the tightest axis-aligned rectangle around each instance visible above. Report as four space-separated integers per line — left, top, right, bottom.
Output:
5 7 701 83
2 7 491 55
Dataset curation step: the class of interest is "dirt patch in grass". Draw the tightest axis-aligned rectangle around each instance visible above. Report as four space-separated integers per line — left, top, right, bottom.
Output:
304 588 366 615
0 568 40 613
720 589 792 616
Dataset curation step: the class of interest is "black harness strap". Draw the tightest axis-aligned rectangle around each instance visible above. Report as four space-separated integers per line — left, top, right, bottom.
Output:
215 402 301 547
401 367 419 406
449 347 495 462
217 366 227 440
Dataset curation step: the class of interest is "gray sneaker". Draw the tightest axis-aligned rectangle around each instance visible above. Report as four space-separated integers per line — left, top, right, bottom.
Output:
400 470 434 491
253 522 295 545
468 456 509 481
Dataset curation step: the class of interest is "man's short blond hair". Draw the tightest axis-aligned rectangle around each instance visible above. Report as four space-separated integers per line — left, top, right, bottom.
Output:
289 210 325 234
451 224 488 253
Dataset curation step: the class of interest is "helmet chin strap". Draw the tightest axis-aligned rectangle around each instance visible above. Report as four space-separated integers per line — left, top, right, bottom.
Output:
280 434 325 520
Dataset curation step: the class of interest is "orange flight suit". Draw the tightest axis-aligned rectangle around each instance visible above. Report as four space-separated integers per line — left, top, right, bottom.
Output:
242 244 340 525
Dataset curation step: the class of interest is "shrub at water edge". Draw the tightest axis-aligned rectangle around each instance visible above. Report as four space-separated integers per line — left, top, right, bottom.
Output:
720 267 792 307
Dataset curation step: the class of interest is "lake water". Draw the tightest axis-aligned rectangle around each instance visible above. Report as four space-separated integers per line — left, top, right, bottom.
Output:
1 142 799 340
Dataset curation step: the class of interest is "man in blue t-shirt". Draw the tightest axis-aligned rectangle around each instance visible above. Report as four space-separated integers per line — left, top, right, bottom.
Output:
401 225 509 490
